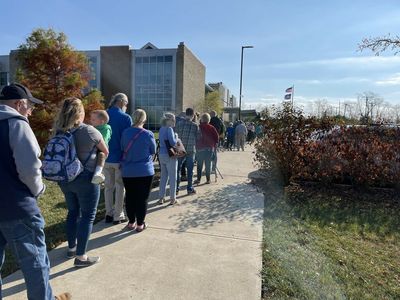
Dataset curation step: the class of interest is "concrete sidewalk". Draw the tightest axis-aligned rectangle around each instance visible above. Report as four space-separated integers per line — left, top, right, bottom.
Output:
3 147 264 300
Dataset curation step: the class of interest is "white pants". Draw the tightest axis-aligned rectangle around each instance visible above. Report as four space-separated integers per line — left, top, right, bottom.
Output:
159 154 178 200
103 162 125 221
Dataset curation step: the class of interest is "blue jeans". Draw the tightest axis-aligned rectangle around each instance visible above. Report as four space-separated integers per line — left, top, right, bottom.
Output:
59 170 100 256
0 214 54 300
197 149 213 182
177 152 195 191
159 154 178 200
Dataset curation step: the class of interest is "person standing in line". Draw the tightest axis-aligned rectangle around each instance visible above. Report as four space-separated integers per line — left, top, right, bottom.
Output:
209 111 224 173
175 111 187 180
194 113 219 185
121 109 156 231
157 113 179 205
175 108 200 195
256 123 264 139
226 122 235 151
89 110 112 184
55 98 108 267
104 93 132 225
0 83 71 299
235 120 248 151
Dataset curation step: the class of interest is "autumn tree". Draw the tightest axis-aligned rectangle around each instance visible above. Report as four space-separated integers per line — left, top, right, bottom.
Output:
16 28 103 146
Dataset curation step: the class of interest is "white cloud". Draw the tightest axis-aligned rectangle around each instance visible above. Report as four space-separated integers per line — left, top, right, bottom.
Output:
375 73 400 86
296 77 371 85
269 56 400 69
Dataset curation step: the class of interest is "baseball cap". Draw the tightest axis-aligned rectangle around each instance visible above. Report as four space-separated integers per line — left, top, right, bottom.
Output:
0 83 43 104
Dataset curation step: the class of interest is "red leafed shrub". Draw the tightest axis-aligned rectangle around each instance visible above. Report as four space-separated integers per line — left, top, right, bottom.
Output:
254 103 337 185
255 103 400 187
294 126 400 187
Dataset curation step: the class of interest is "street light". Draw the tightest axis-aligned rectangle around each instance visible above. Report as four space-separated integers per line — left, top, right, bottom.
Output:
238 45 253 121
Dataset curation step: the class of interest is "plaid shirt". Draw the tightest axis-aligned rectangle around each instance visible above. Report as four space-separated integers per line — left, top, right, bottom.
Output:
175 119 199 153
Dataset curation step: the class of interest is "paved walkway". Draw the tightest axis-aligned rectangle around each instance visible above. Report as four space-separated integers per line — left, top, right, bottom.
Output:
3 146 264 300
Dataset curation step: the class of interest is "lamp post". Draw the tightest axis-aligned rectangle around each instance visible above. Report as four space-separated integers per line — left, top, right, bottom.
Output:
238 45 253 121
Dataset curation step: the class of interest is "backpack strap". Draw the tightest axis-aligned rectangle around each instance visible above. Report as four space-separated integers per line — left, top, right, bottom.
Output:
122 129 145 161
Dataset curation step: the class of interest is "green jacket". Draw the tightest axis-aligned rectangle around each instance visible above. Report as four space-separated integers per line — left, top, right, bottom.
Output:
95 124 112 147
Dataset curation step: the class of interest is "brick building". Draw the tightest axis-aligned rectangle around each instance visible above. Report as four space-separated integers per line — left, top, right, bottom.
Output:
0 42 206 129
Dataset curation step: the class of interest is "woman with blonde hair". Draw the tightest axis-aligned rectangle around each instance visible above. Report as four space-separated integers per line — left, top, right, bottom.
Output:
120 109 156 232
157 113 178 205
55 97 109 267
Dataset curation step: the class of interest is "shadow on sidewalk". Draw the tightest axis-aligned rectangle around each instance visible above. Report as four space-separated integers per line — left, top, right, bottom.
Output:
170 182 263 232
1 226 136 297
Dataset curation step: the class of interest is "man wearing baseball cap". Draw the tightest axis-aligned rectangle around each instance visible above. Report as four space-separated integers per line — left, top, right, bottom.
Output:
0 83 70 300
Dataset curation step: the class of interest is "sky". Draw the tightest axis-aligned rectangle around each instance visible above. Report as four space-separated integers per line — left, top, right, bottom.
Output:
1 0 400 110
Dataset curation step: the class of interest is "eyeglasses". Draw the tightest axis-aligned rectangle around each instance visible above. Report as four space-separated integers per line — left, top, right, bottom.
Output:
21 99 36 111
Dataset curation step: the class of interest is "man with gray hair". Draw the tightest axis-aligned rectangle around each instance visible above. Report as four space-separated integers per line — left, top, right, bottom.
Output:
104 93 132 224
0 83 71 299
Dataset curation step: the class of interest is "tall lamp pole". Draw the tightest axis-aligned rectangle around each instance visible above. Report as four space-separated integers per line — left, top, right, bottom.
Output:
238 45 253 120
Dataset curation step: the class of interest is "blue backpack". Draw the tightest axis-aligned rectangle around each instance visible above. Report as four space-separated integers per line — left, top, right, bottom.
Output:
42 129 86 182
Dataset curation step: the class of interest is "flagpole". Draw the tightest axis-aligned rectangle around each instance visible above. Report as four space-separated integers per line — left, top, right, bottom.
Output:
291 84 295 107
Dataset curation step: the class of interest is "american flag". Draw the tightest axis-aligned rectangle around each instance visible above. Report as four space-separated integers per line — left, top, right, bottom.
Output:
285 87 293 93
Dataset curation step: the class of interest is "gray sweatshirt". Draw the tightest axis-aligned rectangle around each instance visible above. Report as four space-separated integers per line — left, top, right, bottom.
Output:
0 104 44 197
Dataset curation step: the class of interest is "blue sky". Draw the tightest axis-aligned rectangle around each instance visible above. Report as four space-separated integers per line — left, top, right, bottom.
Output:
1 0 400 109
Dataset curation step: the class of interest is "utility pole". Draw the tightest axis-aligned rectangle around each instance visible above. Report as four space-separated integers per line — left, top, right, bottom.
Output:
238 45 253 120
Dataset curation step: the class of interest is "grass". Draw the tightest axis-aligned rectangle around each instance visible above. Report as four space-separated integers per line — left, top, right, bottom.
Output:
258 173 400 300
2 180 106 277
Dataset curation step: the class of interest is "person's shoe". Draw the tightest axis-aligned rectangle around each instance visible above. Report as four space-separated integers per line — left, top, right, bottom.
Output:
136 223 147 233
169 199 179 205
91 173 105 184
123 222 136 231
74 256 100 267
113 218 127 225
193 179 200 185
176 188 180 195
157 198 165 205
187 188 196 195
206 180 211 184
66 248 76 259
55 292 72 300
105 215 113 223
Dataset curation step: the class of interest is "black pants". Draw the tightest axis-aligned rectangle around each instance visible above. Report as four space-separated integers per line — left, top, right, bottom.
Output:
123 176 153 225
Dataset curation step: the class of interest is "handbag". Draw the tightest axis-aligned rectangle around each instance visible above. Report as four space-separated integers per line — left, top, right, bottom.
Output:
165 138 186 158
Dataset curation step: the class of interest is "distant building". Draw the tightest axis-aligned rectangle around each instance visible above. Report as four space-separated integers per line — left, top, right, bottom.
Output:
0 42 206 129
0 55 10 89
229 95 237 107
208 82 230 108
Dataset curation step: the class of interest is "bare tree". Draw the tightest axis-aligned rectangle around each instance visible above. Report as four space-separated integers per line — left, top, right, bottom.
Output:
356 92 384 123
359 34 400 55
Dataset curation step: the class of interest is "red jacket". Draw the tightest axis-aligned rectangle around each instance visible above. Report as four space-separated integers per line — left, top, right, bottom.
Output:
197 123 219 150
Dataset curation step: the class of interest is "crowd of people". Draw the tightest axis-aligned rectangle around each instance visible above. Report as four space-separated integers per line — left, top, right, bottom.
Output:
0 82 263 300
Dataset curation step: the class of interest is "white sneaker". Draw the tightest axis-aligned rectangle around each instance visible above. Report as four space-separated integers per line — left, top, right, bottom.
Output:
91 173 105 184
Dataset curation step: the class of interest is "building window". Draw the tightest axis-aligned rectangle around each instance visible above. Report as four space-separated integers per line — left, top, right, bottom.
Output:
135 55 174 129
0 72 8 86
